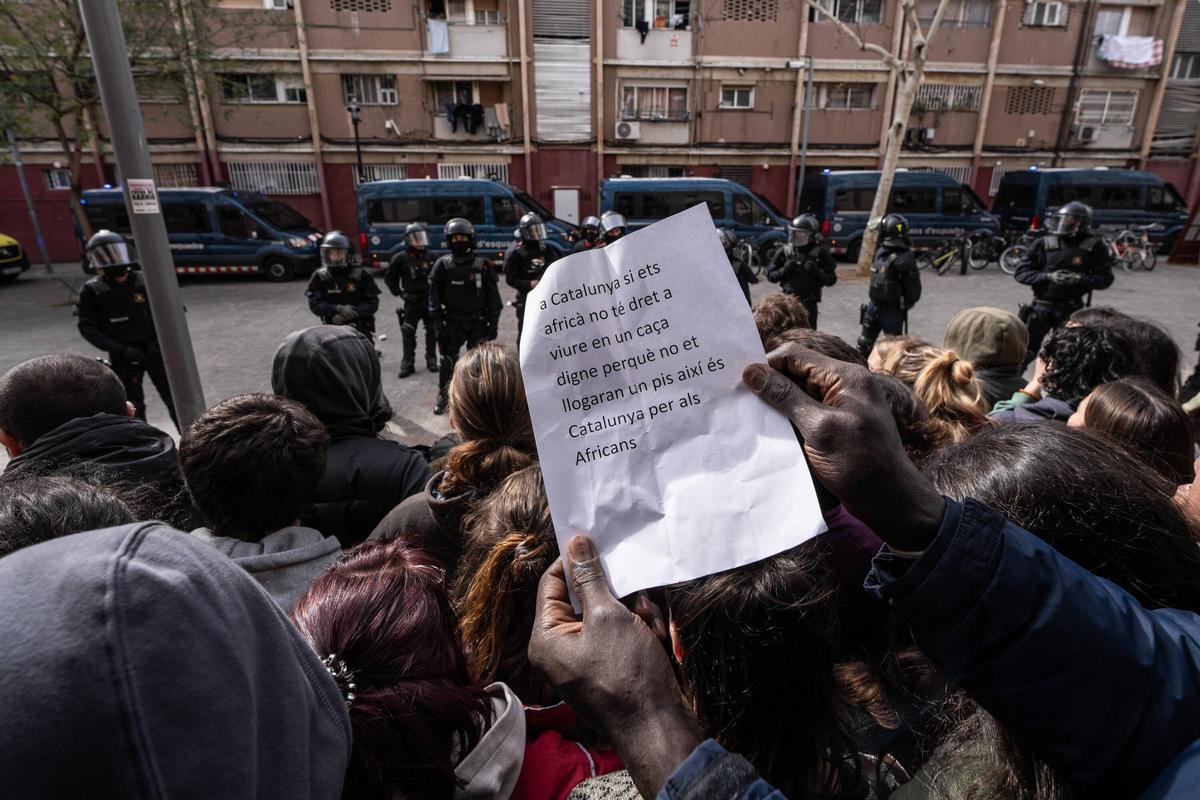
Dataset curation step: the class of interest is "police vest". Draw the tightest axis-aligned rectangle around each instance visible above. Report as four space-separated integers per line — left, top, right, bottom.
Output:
868 252 905 305
401 252 433 298
87 274 155 343
1034 235 1103 304
315 266 369 306
439 256 490 314
778 245 825 298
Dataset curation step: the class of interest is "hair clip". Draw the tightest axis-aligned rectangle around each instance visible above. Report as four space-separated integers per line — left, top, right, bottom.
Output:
322 653 358 706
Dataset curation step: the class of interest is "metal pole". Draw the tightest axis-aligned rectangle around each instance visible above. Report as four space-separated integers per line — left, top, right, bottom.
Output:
353 120 364 182
77 0 206 429
797 56 814 207
6 128 54 274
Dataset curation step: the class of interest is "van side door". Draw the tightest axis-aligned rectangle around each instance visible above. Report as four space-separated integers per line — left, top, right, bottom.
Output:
888 185 940 247
429 195 486 252
161 200 215 269
212 199 267 270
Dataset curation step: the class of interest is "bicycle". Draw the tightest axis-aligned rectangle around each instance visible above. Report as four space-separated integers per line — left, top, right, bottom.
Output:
1113 225 1157 271
999 229 1044 276
733 241 763 275
963 229 1009 272
917 234 967 276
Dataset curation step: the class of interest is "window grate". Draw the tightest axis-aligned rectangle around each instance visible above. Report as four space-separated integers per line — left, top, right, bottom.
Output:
227 161 319 195
331 0 391 11
1004 86 1056 115
989 167 1019 196
913 84 981 113
908 166 971 184
1076 89 1137 126
357 164 409 185
437 163 510 182
619 165 687 178
44 168 72 190
153 163 199 188
716 165 753 186
724 0 777 22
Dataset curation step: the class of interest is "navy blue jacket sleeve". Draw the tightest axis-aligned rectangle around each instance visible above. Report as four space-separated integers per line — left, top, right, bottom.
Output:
657 740 786 800
866 499 1200 799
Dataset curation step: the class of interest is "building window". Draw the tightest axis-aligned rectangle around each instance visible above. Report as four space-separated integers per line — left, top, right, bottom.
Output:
918 0 988 28
913 83 981 113
153 163 199 188
619 164 687 177
1093 6 1131 37
342 74 398 106
437 162 510 181
1005 86 1056 115
719 86 753 109
44 168 72 190
623 0 691 28
812 0 883 25
1024 0 1065 27
819 83 875 110
432 80 476 109
227 161 319 195
723 0 777 23
135 75 181 104
220 74 305 104
1075 89 1138 126
1171 52 1200 80
263 0 291 8
358 164 409 185
621 85 689 121
332 0 392 11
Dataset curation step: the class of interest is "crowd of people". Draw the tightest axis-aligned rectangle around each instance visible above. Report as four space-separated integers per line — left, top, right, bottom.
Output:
5 204 1200 798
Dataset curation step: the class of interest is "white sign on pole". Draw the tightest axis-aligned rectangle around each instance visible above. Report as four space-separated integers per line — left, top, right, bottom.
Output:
126 179 160 215
520 204 826 602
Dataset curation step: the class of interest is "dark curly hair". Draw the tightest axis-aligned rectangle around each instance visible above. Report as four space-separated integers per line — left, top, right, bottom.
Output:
1040 324 1140 407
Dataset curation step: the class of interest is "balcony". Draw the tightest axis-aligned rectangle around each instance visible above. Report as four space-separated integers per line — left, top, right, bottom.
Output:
426 17 508 60
616 28 692 62
615 118 690 146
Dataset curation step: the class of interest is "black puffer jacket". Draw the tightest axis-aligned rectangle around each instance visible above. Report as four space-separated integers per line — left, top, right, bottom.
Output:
272 325 431 546
2 412 194 527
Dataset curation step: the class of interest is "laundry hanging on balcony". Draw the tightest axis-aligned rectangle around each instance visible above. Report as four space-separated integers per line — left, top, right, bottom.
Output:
427 19 450 54
1098 35 1163 69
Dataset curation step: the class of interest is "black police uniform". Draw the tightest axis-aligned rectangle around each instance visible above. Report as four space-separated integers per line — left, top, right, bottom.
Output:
504 241 558 339
1014 232 1114 366
429 252 503 395
385 248 437 370
858 242 922 357
306 265 381 337
766 243 838 326
727 247 759 306
572 237 601 253
77 271 177 427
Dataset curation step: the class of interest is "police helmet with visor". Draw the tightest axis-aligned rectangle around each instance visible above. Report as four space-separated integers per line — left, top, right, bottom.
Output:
600 211 627 241
878 214 911 246
788 215 821 248
718 228 737 251
580 216 601 240
404 222 429 249
518 212 548 243
1046 201 1092 238
446 217 476 257
86 230 136 277
320 230 354 271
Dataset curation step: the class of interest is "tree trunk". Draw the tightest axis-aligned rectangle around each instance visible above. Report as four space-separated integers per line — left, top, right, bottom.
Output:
55 118 92 243
857 69 921 276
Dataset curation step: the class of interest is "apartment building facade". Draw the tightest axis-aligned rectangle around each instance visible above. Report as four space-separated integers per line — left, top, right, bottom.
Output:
2 0 1195 259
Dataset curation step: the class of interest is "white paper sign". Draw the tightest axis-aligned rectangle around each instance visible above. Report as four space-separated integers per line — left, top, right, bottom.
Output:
520 204 826 601
126 179 160 215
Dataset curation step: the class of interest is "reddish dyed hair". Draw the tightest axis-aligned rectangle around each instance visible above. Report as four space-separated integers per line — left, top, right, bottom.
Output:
291 538 492 800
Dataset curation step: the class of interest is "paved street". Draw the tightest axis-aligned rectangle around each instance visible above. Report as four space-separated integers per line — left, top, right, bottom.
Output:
2 257 1197 468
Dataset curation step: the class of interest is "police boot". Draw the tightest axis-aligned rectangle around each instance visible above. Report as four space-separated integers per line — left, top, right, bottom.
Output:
398 360 415 379
434 392 449 415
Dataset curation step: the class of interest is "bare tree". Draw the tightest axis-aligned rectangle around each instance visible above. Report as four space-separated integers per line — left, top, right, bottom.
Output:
804 0 952 275
0 0 232 239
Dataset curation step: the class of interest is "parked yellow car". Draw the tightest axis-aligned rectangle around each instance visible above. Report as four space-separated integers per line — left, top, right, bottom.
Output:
0 233 30 282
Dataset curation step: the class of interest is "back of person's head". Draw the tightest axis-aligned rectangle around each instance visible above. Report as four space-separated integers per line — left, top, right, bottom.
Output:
875 373 958 463
871 336 940 386
912 350 990 441
291 538 490 800
271 325 392 439
180 393 329 541
1068 305 1127 327
454 465 557 705
1040 324 1141 406
765 327 867 367
753 293 811 346
1068 310 1179 395
0 354 127 450
442 343 537 495
668 541 852 798
0 523 350 797
0 474 135 557
926 423 1200 612
1076 378 1195 484
943 307 1028 370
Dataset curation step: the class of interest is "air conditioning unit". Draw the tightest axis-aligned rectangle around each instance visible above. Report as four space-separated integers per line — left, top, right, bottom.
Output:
1074 125 1101 143
616 121 641 141
905 127 935 147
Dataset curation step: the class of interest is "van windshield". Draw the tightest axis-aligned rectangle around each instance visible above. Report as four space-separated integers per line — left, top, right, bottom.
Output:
515 191 555 221
243 199 310 231
754 192 786 223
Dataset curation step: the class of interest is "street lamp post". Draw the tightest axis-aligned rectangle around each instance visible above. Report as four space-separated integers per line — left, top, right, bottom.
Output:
347 103 365 183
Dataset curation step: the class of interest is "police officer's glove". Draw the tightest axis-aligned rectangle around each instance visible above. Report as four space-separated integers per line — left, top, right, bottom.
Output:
1047 270 1074 286
331 313 348 325
120 346 146 364
336 305 359 320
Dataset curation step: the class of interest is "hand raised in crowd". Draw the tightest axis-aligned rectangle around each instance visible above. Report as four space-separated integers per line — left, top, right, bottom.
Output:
742 344 946 552
528 535 701 799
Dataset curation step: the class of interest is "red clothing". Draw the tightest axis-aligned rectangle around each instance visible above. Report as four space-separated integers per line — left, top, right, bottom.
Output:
513 704 623 800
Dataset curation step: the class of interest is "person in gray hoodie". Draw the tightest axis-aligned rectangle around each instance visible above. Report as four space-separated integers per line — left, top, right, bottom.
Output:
0 521 351 798
181 392 342 611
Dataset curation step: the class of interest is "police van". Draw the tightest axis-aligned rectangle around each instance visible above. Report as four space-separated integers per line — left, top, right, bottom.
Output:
598 177 788 260
992 168 1188 251
357 178 576 268
80 188 322 281
798 170 999 260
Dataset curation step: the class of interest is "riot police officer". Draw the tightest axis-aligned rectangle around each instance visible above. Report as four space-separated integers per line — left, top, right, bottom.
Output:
1014 201 1114 367
429 218 503 415
385 222 438 378
719 228 758 305
77 230 178 427
766 214 838 328
306 230 380 338
505 212 559 341
857 214 922 357
599 211 627 246
573 216 603 253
